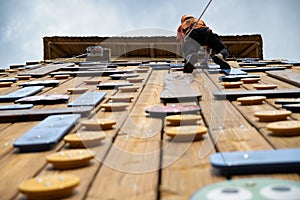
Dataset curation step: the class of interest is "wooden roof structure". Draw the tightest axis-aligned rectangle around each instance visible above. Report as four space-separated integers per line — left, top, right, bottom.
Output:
43 35 263 60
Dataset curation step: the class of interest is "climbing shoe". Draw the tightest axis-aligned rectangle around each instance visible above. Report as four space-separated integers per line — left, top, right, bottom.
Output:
212 53 231 69
183 62 194 73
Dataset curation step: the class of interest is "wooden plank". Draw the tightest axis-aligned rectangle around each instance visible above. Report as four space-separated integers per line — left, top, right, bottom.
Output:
15 95 69 105
7 89 118 199
214 89 300 100
86 70 163 200
221 68 248 75
43 76 100 95
0 123 78 200
23 64 43 70
160 141 222 200
0 86 44 102
60 65 115 71
231 98 300 149
0 73 48 97
282 104 300 113
86 121 161 199
13 114 80 152
0 65 111 200
159 70 223 200
161 115 223 199
266 69 300 87
231 101 282 129
203 68 299 151
10 67 153 200
0 107 93 122
111 61 142 66
0 104 34 110
50 69 134 77
239 61 268 67
29 75 111 108
240 66 287 72
195 69 272 150
210 148 300 176
241 71 285 91
159 69 274 199
97 81 133 89
160 73 202 104
197 68 300 179
11 110 118 200
18 80 60 87
218 75 261 82
282 60 300 66
109 73 139 80
0 122 39 162
0 78 18 83
67 92 107 107
19 63 74 78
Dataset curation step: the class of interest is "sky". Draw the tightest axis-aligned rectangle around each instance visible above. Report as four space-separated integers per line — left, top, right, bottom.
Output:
0 0 299 68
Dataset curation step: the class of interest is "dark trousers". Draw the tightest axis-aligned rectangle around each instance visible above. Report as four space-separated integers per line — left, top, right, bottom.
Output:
182 27 229 59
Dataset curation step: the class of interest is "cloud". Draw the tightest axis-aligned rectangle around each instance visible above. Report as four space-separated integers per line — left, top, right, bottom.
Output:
0 0 299 68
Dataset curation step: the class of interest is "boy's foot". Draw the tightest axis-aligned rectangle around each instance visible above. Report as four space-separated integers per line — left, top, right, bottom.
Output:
183 62 194 73
183 53 199 73
212 53 231 69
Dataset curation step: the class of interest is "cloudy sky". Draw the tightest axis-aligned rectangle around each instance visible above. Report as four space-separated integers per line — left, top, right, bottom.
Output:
0 0 299 68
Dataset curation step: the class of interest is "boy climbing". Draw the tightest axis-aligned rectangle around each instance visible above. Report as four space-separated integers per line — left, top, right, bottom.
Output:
177 14 231 73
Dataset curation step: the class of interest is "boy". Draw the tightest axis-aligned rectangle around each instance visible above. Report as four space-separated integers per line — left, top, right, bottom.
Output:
177 14 231 73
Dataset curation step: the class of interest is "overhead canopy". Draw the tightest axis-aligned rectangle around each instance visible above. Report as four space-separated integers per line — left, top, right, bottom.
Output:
43 35 263 60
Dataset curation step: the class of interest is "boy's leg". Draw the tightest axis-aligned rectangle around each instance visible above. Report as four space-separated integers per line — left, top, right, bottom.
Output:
208 33 231 69
212 52 231 69
184 53 200 73
181 36 201 73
